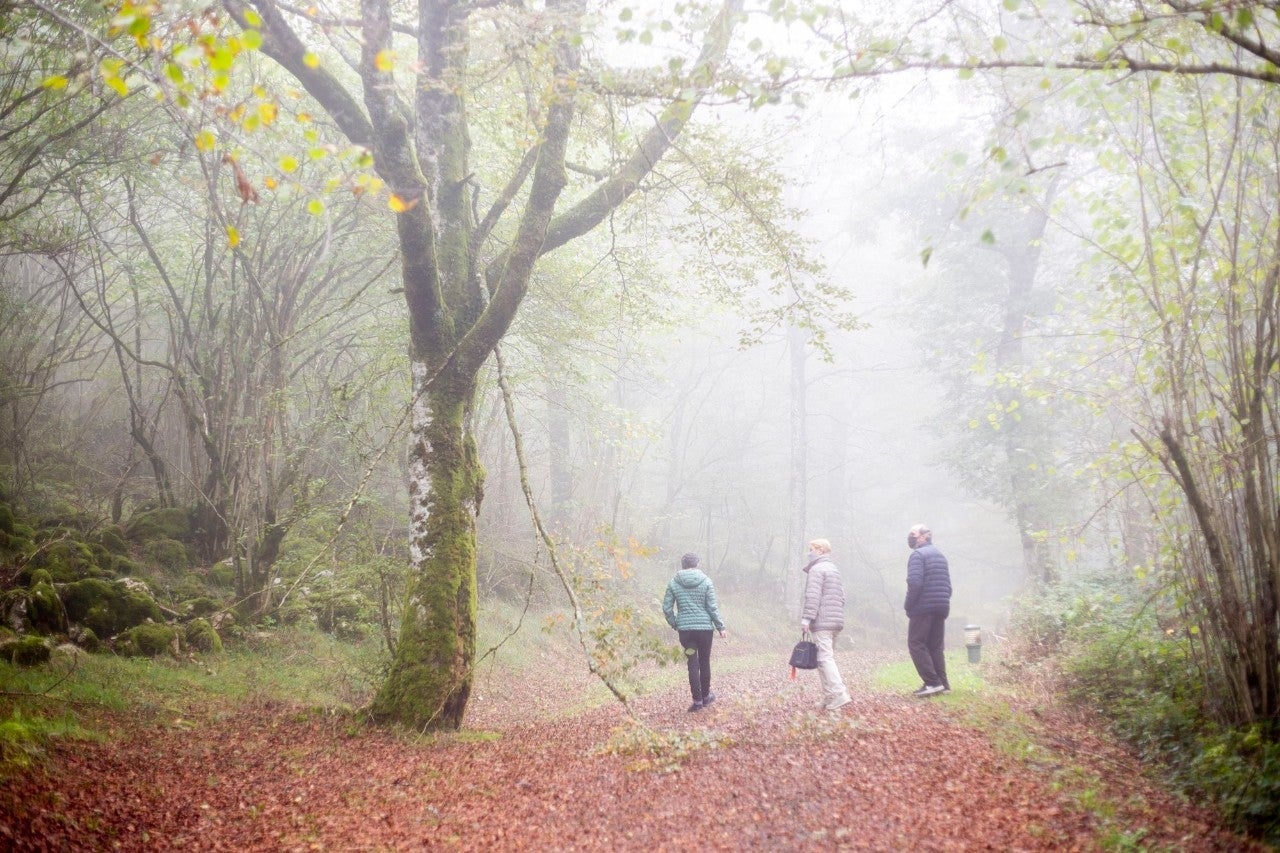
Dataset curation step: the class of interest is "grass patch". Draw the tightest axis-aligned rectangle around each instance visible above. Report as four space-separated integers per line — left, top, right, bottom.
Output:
871 648 987 697
0 628 387 771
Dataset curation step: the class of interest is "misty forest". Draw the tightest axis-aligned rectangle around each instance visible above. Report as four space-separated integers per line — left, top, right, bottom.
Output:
1 0 1278 848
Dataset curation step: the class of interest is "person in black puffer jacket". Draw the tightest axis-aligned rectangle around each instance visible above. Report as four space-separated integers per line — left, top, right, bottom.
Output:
904 524 952 697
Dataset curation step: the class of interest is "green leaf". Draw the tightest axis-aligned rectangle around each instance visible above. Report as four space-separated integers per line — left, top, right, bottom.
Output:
1002 0 1019 9
992 36 1008 53
980 229 995 244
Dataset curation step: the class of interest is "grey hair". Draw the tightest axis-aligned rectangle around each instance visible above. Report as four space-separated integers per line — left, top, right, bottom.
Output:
909 524 932 541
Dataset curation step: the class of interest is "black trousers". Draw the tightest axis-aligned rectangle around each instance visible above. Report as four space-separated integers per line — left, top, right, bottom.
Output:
907 612 949 689
678 629 714 702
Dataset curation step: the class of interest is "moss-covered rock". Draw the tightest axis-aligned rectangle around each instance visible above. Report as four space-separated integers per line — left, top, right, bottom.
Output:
28 569 53 588
0 503 15 535
109 555 140 576
117 622 178 657
31 540 99 583
184 618 222 654
2 588 29 633
26 581 66 634
207 560 235 588
0 635 51 666
180 597 220 619
171 574 206 602
95 526 129 555
68 625 100 652
143 537 189 573
51 642 86 666
61 578 163 637
125 508 191 543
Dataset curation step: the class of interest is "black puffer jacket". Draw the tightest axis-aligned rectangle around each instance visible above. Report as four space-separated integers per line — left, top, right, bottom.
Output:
904 543 951 617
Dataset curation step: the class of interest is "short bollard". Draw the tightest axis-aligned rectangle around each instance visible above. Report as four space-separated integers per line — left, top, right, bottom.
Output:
964 624 982 664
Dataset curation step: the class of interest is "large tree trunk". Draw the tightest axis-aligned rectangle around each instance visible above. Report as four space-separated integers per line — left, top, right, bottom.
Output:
371 372 481 729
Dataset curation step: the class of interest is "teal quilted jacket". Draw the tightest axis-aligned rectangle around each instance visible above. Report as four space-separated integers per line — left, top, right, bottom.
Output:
662 569 726 632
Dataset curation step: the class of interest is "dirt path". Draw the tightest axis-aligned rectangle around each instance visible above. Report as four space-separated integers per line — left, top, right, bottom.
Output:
0 651 1257 851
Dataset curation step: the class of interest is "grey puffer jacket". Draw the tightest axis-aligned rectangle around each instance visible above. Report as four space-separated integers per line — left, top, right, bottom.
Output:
801 556 845 631
663 569 726 632
904 543 951 617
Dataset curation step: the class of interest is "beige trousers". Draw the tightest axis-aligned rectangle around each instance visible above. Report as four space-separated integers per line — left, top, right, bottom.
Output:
812 629 850 707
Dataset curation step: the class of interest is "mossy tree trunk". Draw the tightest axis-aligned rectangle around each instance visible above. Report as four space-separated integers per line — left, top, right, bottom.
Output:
229 0 742 730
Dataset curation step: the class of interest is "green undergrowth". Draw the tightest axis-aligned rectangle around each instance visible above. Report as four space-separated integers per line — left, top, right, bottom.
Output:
871 647 1180 851
598 718 733 773
0 628 385 771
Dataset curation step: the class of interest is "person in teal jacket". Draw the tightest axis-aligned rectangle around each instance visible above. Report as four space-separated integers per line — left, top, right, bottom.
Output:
663 552 727 712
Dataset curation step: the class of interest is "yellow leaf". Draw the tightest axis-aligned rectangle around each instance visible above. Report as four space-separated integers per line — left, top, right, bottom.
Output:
295 112 311 123
263 176 278 190
306 198 324 215
226 225 240 248
258 102 278 125
194 130 216 151
302 52 320 69
42 75 69 89
388 193 419 213
375 50 395 72
278 155 299 173
105 76 129 96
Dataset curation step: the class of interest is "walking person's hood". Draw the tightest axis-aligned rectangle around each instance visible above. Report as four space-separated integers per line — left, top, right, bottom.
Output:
675 568 711 588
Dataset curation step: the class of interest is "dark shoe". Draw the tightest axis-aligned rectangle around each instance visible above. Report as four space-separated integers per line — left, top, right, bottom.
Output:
915 684 945 698
941 686 952 695
703 692 716 706
687 701 704 712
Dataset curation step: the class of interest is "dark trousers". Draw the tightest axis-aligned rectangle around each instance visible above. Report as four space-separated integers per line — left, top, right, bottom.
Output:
907 612 949 689
678 629 714 702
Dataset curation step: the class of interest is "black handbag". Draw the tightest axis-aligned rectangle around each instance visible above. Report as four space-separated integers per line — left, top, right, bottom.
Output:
789 633 818 670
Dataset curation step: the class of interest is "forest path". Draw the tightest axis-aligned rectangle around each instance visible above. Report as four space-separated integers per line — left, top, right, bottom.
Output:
1 649 1258 851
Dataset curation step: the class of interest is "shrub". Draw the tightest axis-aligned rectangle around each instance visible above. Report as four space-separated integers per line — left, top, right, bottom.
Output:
1021 578 1280 843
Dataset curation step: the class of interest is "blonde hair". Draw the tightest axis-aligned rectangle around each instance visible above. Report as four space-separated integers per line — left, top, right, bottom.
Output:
807 538 832 554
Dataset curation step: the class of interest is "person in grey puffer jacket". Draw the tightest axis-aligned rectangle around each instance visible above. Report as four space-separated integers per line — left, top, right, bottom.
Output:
800 538 851 711
904 523 952 697
663 553 727 712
